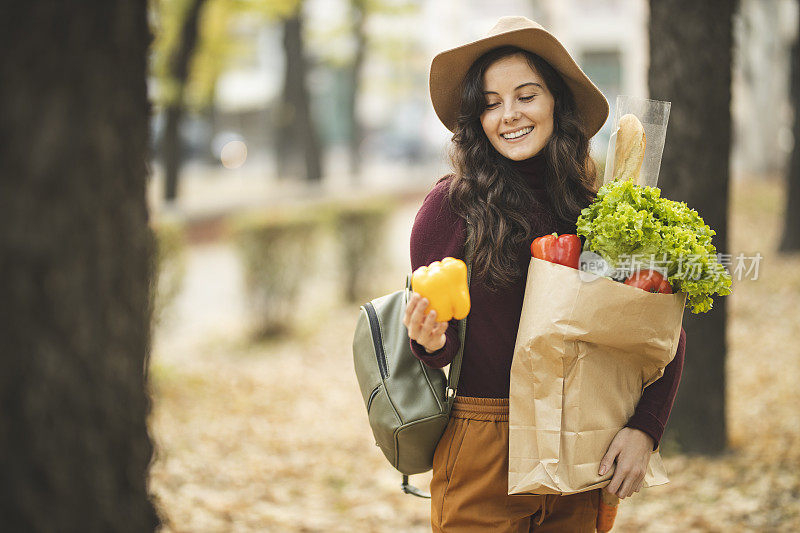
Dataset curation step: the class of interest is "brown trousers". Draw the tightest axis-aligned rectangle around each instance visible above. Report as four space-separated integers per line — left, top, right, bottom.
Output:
431 396 600 532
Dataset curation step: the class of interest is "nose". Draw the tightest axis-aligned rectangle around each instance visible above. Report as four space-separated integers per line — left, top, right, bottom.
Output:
502 102 521 124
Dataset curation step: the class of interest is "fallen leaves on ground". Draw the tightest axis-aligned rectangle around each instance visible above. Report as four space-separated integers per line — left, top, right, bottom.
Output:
148 178 800 532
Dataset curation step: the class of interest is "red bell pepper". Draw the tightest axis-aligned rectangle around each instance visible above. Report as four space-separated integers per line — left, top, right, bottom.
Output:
624 269 673 294
530 233 581 269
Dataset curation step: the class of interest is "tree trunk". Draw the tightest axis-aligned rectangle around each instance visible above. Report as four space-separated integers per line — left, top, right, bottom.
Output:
162 0 206 203
648 0 735 454
163 104 184 201
0 3 160 530
276 3 322 183
348 0 367 181
779 13 800 252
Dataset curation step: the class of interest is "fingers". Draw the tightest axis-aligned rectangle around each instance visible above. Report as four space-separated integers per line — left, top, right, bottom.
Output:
406 293 432 335
620 473 644 499
606 468 644 499
632 473 644 495
605 470 622 497
403 292 445 347
602 445 623 496
598 446 618 477
618 477 634 499
403 292 425 330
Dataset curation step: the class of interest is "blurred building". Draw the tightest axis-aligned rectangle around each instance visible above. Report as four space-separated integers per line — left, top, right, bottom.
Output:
159 0 797 181
732 0 797 177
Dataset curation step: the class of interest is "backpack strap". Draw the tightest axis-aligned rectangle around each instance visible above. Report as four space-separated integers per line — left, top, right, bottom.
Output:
446 221 472 410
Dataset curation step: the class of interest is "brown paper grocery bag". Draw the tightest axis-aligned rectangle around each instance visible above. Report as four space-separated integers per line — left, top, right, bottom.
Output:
508 258 686 495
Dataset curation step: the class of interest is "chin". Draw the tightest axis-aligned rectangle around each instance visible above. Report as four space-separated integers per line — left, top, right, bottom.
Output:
501 147 542 161
493 138 544 161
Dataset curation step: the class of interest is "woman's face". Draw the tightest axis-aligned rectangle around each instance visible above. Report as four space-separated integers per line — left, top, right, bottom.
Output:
480 54 555 161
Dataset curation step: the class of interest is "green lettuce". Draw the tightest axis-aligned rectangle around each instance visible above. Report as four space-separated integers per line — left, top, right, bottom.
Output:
576 180 732 313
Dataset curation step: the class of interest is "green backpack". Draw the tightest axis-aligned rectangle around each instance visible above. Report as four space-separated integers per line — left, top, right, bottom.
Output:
352 224 473 498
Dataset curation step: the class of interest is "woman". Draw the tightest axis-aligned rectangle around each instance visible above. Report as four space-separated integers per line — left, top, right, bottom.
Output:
402 17 687 532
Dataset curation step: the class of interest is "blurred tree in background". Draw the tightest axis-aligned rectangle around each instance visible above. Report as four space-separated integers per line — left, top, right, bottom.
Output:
152 0 207 202
276 0 323 182
151 0 342 190
347 0 368 178
305 0 421 183
649 0 736 455
0 2 159 530
780 7 800 253
343 0 420 181
150 0 254 202
273 0 418 183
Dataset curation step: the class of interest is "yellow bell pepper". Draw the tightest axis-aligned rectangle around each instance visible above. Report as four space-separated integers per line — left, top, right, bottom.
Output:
411 257 470 322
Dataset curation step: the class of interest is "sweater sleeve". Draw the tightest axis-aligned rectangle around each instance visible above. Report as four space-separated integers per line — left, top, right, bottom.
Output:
625 326 687 451
408 177 465 369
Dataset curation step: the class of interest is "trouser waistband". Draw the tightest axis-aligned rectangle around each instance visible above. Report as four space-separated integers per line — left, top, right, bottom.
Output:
451 395 509 421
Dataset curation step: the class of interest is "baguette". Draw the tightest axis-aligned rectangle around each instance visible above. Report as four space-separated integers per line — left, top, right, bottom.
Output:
612 113 646 185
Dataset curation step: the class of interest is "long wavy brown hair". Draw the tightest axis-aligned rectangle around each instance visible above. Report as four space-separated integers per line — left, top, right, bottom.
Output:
445 45 599 292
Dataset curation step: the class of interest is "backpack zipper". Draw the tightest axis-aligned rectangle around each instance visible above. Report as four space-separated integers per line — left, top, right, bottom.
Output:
363 302 389 379
366 385 380 412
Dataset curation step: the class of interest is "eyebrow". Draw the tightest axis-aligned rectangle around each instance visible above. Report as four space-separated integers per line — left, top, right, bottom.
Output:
483 82 543 95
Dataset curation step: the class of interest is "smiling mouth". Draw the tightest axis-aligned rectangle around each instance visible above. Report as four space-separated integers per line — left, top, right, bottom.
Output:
501 126 533 141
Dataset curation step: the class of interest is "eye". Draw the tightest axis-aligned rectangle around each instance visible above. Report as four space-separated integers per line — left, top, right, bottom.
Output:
520 95 535 102
485 102 499 109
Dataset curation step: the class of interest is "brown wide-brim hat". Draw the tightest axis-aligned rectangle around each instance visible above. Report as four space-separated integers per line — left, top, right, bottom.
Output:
429 16 609 137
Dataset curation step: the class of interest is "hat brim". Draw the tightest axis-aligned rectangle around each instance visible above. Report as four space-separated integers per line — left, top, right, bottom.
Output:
429 27 609 137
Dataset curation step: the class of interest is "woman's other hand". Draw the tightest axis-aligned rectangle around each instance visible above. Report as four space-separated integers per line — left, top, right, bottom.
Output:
403 292 448 353
598 427 655 499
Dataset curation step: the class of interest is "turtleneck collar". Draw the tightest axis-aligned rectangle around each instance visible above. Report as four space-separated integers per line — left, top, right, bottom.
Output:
508 152 547 190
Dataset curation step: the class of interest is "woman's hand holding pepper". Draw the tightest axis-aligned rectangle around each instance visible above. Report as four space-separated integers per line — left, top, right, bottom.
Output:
403 292 448 353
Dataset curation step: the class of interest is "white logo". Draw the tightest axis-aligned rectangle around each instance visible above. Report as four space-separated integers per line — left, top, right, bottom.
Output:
578 251 613 282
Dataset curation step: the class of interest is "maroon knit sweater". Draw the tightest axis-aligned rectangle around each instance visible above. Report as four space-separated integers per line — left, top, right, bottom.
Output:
408 153 686 451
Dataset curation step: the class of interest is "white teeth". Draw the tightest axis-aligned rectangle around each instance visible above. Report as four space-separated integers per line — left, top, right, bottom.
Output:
501 126 533 139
